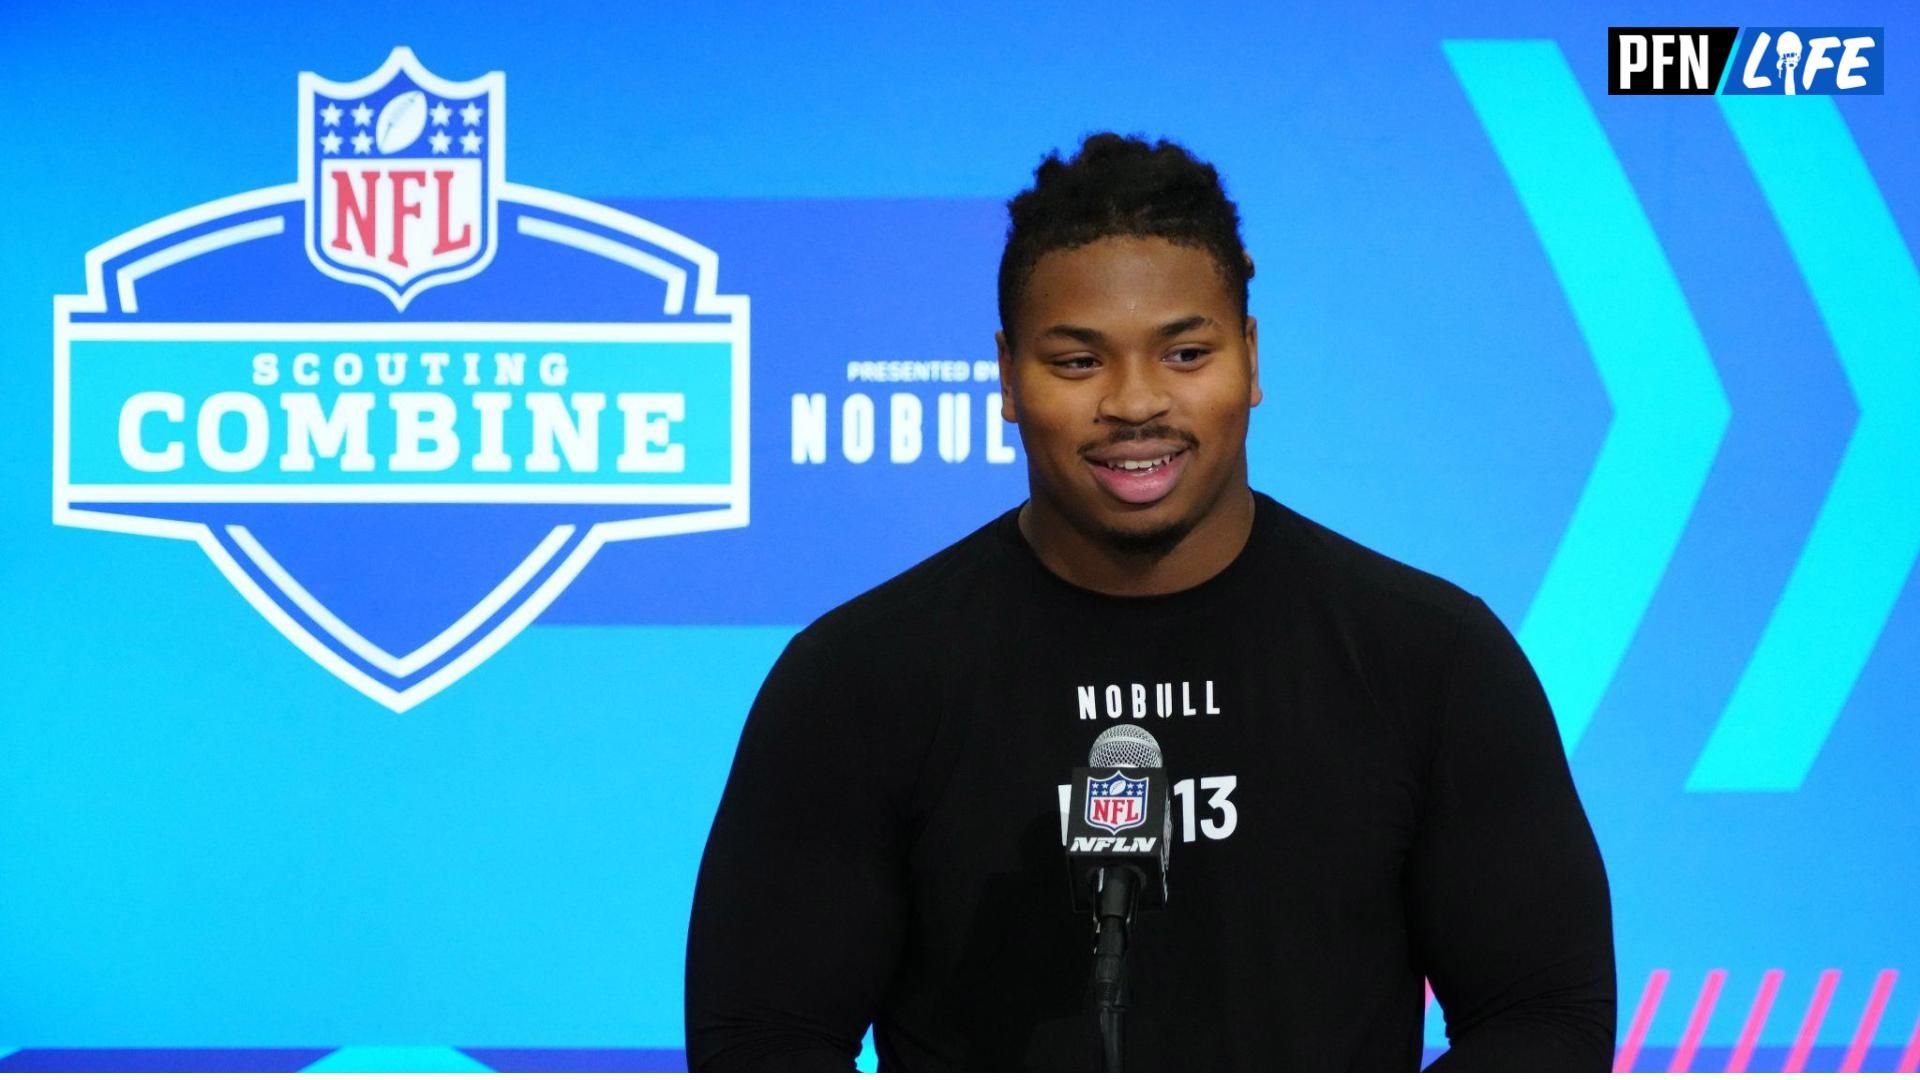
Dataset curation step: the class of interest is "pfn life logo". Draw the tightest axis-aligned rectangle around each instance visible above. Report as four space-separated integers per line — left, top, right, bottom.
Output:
1609 27 1883 95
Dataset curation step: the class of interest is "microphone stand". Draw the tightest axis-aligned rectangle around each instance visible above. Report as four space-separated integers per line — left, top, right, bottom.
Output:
1089 865 1142 1072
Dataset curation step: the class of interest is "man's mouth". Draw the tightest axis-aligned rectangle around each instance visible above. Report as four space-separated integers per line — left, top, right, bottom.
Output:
1096 452 1179 473
1084 446 1191 504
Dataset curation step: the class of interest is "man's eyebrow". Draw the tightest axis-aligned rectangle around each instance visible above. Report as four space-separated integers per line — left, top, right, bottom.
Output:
1039 316 1218 344
1039 324 1106 345
1157 314 1216 337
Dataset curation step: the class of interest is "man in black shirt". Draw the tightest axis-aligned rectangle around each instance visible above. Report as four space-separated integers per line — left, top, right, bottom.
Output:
685 134 1615 1070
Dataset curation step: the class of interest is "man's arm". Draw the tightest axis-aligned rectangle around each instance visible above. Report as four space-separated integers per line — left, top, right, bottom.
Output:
684 633 907 1071
1409 596 1616 1072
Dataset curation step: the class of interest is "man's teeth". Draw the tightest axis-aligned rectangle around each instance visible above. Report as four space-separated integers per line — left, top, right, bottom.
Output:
1110 454 1175 471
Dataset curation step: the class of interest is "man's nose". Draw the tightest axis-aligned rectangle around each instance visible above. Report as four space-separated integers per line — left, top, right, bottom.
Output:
1098 357 1172 425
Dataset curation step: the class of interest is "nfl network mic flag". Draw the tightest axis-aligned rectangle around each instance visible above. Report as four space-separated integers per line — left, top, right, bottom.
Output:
1065 766 1170 912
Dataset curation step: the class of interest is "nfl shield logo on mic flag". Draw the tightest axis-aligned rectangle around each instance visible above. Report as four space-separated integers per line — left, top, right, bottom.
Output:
1085 772 1148 834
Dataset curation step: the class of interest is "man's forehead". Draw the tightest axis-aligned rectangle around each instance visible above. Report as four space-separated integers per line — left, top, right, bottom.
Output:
1019 237 1237 333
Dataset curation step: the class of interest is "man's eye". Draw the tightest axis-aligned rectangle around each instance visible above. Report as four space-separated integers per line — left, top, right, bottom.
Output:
1166 347 1210 365
1052 356 1099 371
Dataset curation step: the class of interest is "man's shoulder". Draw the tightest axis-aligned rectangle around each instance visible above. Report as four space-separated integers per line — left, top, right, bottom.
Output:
1256 494 1519 730
1257 493 1482 641
795 509 1021 651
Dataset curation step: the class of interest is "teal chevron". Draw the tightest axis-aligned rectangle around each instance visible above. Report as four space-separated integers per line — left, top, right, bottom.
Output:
303 1046 492 1072
1444 41 1730 751
1688 97 1920 792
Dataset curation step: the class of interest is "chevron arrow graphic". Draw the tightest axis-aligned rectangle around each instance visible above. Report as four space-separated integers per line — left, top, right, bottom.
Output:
1444 41 1731 752
1688 96 1920 792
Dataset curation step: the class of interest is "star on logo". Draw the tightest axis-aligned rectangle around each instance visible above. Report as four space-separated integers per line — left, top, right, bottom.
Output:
320 102 342 127
320 132 343 155
430 101 452 127
429 131 452 154
351 102 373 127
460 131 483 154
460 101 484 127
351 131 373 154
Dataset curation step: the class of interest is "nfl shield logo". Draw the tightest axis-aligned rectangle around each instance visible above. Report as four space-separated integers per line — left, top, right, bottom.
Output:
299 47 502 309
1084 771 1148 835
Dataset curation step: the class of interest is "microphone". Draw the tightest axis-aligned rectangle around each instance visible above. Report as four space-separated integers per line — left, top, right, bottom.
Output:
1065 723 1171 912
1776 31 1803 96
1064 723 1171 1071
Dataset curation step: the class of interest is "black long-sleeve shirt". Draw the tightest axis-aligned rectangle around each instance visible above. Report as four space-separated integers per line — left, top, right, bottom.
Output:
687 492 1614 1070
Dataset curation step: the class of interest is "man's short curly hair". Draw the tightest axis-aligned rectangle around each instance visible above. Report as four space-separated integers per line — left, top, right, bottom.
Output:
997 132 1252 340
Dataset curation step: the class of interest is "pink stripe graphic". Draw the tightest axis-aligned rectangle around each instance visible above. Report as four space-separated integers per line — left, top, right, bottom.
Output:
1615 968 1669 1073
1728 969 1785 1073
1668 969 1725 1073
1840 970 1898 1072
1894 999 1920 1072
1783 969 1841 1073
1424 979 1434 1013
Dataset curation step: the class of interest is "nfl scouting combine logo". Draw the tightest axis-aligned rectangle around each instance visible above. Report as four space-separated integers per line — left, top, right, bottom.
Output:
53 48 750 711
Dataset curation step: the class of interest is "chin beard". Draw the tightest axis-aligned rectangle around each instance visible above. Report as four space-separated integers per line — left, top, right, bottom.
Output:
1099 516 1196 559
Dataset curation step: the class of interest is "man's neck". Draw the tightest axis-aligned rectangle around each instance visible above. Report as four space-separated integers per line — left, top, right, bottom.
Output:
1018 484 1257 597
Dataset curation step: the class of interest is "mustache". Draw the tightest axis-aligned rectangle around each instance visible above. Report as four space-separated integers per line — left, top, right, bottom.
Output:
1079 424 1200 455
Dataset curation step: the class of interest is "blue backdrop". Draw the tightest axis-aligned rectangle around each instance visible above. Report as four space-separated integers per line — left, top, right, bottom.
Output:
1 1 1915 1072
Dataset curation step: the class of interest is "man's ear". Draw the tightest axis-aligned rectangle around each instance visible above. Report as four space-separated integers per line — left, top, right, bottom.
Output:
996 329 1018 423
1245 315 1262 408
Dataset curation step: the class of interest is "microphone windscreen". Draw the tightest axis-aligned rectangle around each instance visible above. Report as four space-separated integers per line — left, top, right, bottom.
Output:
1089 724 1163 769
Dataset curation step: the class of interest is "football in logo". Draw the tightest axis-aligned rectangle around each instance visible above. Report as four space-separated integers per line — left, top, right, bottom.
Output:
376 89 429 152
